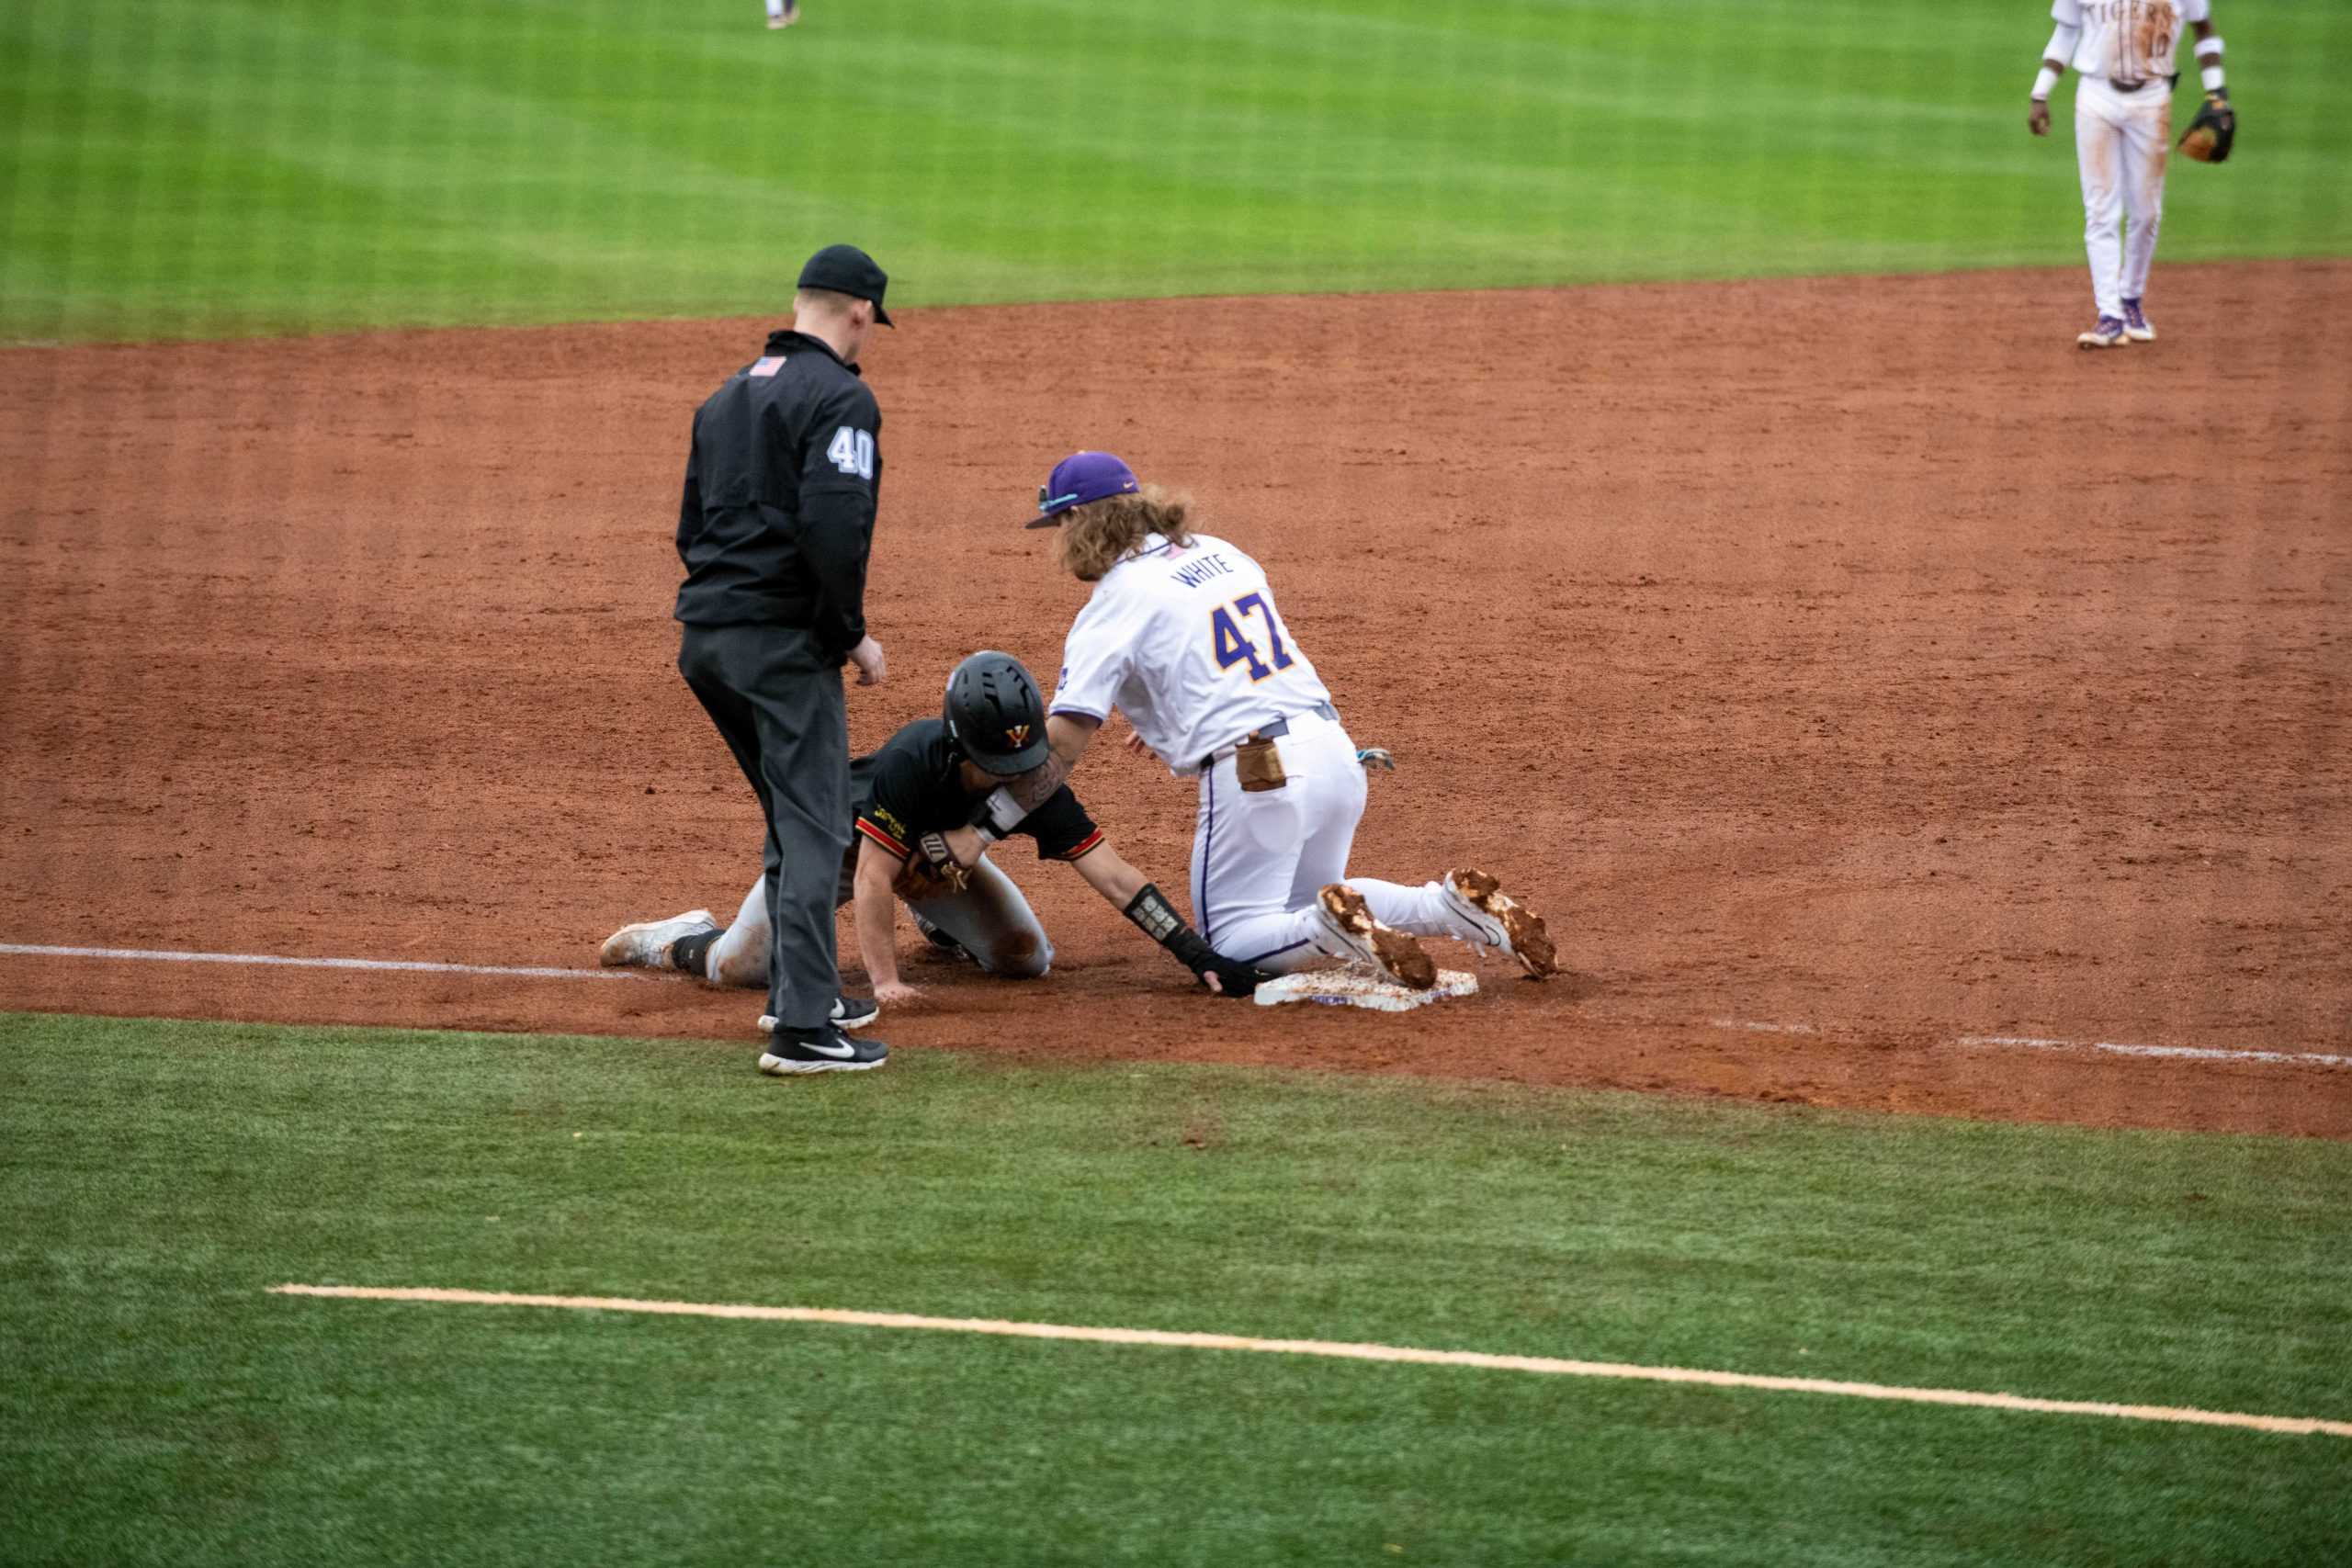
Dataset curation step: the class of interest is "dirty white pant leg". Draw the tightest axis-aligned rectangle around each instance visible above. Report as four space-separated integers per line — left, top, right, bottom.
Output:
904 854 1053 978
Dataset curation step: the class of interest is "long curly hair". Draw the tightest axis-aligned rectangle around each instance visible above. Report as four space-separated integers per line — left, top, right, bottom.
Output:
1054 487 1196 581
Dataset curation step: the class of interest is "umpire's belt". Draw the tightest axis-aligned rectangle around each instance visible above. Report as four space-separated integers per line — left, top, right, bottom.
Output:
1199 703 1340 772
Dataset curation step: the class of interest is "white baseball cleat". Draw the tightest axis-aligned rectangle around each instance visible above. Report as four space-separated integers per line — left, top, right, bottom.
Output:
2120 299 2155 342
2076 315 2129 349
598 909 717 969
765 2 799 27
1312 884 1437 990
1442 869 1559 980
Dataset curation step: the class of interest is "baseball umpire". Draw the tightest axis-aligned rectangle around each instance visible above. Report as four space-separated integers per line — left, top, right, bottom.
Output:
672 243 894 1075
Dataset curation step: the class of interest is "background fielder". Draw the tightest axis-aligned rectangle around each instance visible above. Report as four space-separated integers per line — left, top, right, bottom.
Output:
2029 1 2228 348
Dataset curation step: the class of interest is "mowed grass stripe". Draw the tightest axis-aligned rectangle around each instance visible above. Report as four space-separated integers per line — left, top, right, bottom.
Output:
5 0 2348 341
10 1012 2352 1563
268 1284 2352 1438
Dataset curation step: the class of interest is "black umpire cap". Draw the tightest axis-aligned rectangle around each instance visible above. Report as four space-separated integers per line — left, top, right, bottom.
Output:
798 243 893 327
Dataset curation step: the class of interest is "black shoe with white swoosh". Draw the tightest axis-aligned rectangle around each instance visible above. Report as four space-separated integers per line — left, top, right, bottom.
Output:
758 1024 888 1076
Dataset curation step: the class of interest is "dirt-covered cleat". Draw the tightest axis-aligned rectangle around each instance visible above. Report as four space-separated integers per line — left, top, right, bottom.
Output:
2120 299 2155 342
1312 883 1438 989
1442 869 1558 979
599 909 718 969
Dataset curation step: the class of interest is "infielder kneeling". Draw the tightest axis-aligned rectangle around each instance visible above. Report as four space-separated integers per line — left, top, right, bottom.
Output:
601 651 1258 1045
933 452 1556 993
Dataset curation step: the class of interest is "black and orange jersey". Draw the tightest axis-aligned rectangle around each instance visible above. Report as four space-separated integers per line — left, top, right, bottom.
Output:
850 719 1102 864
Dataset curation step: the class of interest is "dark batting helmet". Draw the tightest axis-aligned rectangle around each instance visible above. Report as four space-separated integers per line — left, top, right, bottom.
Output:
943 650 1050 776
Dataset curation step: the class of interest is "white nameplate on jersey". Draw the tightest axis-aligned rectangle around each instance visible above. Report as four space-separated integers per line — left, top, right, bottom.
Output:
750 355 785 378
1171 552 1238 588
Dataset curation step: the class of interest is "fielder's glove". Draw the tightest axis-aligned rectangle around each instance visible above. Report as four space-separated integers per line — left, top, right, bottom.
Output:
2178 89 2233 164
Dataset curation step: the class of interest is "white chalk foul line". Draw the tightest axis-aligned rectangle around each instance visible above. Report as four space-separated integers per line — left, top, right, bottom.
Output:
1701 1018 2349 1070
1958 1035 2352 1070
0 942 636 983
268 1285 2352 1439
6 945 2335 1066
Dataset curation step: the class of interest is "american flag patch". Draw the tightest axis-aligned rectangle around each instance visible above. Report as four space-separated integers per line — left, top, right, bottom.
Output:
750 355 785 378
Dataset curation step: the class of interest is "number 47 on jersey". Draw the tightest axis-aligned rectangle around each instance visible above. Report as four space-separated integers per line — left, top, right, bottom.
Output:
1210 592 1296 682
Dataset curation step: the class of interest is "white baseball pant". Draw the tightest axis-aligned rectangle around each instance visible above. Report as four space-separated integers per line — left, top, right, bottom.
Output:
1189 709 1487 973
2075 76 2172 319
704 854 1053 987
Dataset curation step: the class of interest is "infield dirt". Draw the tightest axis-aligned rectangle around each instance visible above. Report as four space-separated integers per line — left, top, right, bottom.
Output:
4 263 2347 1137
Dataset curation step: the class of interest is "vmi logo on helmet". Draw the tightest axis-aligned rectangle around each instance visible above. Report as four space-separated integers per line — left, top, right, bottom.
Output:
945 649 1048 774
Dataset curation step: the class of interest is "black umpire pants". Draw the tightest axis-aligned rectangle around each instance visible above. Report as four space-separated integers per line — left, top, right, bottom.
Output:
677 622 848 1032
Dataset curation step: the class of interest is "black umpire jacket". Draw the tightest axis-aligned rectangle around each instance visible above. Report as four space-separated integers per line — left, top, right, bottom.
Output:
673 329 881 659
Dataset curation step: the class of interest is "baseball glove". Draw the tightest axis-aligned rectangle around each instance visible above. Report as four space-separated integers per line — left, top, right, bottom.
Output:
2177 89 2233 163
891 831 972 901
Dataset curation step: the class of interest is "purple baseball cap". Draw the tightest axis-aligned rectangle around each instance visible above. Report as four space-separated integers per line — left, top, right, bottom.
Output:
1024 450 1139 528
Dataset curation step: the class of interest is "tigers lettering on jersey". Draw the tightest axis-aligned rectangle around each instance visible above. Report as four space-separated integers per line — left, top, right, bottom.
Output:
2052 0 2206 81
1051 533 1334 773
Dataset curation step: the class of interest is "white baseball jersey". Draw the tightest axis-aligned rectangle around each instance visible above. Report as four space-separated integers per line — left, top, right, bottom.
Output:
2052 0 2207 83
1051 532 1333 773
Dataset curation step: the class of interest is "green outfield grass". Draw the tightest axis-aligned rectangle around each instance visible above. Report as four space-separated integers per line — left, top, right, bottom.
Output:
5 1011 2347 1564
3 0 2346 342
